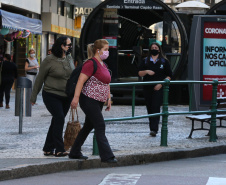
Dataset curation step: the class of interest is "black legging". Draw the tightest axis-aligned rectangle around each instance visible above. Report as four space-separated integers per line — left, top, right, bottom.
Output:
70 93 114 161
42 90 72 153
0 78 14 105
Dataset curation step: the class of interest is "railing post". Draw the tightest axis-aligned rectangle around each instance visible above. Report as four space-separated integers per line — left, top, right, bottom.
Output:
161 79 170 146
209 80 218 142
132 85 135 117
92 131 99 155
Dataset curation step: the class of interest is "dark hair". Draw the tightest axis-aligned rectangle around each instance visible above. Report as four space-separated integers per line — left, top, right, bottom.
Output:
4 54 11 61
147 42 167 61
51 36 69 58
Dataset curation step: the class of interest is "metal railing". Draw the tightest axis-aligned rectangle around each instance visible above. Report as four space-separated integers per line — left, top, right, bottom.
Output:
92 80 226 155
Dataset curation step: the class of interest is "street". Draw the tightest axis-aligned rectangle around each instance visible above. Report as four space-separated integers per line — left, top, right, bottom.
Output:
1 154 226 185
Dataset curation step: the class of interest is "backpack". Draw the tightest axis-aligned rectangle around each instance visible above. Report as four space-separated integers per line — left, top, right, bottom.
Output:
65 58 97 97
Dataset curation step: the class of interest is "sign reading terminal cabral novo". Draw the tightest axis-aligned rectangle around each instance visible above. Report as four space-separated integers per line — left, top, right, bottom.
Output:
202 22 226 100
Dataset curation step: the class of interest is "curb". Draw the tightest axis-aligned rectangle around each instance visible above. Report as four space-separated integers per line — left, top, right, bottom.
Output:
1 145 226 181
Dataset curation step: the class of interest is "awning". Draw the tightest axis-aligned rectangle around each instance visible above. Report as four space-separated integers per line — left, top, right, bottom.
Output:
0 9 42 34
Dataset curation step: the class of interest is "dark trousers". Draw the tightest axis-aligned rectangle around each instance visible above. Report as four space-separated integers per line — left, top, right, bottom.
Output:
0 78 14 105
70 93 114 161
143 86 163 133
42 90 72 153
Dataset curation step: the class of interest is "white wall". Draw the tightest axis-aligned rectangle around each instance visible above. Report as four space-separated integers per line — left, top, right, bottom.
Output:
1 0 41 14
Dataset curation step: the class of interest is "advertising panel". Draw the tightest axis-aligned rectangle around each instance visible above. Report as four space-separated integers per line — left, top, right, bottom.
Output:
202 22 226 101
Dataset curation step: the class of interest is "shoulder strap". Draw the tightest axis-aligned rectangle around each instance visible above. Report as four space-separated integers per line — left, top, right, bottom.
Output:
89 58 98 75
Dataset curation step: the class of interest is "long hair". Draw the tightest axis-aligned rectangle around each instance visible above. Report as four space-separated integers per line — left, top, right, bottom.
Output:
147 42 167 61
86 39 109 59
51 36 69 58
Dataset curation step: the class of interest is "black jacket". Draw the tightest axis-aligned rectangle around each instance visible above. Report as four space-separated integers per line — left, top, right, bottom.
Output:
0 60 18 80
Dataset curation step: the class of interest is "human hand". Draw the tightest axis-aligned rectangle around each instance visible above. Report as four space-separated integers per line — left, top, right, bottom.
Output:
105 100 111 111
146 70 155 76
154 84 162 91
71 97 79 109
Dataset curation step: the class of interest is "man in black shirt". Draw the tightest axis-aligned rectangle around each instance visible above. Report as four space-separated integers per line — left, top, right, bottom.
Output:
138 43 172 137
0 54 17 109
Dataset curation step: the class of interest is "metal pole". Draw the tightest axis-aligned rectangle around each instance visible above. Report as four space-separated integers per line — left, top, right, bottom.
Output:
209 80 218 142
161 79 170 146
189 83 193 112
132 86 135 117
19 88 24 134
92 131 99 155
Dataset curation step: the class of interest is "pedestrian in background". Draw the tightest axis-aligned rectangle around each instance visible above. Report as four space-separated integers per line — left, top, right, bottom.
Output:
25 48 39 88
47 49 52 55
30 36 75 157
138 42 172 137
69 39 117 163
0 54 17 109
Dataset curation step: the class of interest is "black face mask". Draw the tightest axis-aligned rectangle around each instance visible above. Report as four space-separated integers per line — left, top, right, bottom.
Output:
66 46 72 55
150 49 159 56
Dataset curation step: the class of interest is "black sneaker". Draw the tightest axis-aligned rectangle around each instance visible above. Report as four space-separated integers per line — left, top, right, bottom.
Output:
69 155 88 160
150 131 157 137
102 157 117 163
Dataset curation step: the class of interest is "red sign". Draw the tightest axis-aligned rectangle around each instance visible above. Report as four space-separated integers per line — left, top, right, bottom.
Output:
204 22 226 39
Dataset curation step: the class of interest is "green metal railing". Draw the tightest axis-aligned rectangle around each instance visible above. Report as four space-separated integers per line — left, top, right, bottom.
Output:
92 80 226 155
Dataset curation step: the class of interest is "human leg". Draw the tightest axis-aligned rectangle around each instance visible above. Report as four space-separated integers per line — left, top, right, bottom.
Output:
149 89 163 133
4 79 14 106
69 116 93 157
79 94 114 161
143 86 153 132
43 117 55 153
0 79 6 106
42 91 68 154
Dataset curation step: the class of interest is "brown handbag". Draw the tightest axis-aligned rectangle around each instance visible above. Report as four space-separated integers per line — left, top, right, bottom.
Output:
64 108 81 151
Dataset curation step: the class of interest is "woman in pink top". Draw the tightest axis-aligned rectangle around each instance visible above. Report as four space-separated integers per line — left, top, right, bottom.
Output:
69 39 117 163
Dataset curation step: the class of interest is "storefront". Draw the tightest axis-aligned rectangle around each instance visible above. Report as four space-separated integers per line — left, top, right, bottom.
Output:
0 9 42 76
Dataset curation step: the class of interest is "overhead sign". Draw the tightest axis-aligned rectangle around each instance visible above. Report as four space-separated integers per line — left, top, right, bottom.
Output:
74 7 93 15
202 22 226 100
105 0 163 10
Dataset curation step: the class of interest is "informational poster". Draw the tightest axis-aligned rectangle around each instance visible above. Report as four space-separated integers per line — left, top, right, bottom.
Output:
202 22 226 100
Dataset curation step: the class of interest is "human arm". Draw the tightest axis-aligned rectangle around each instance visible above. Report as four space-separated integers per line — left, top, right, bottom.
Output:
154 60 172 91
30 59 50 104
138 70 155 77
138 58 155 77
70 73 89 109
105 85 111 111
24 59 39 71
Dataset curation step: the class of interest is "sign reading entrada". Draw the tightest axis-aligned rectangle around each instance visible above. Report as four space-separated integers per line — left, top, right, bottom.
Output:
105 0 162 10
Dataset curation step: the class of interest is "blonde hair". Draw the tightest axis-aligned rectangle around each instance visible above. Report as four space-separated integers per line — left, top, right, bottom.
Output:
87 39 109 59
28 48 36 54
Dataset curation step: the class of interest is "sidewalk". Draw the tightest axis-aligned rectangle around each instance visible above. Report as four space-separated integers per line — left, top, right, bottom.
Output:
0 90 226 181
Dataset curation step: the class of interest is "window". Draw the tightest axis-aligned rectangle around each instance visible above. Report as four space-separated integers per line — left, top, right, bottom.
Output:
65 2 74 19
57 0 64 16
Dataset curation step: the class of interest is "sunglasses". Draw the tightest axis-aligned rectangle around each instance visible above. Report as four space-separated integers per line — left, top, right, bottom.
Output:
65 43 72 47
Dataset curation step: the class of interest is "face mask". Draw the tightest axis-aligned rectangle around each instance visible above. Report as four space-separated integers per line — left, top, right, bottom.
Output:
99 50 109 61
150 49 159 56
30 54 35 58
66 46 72 55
